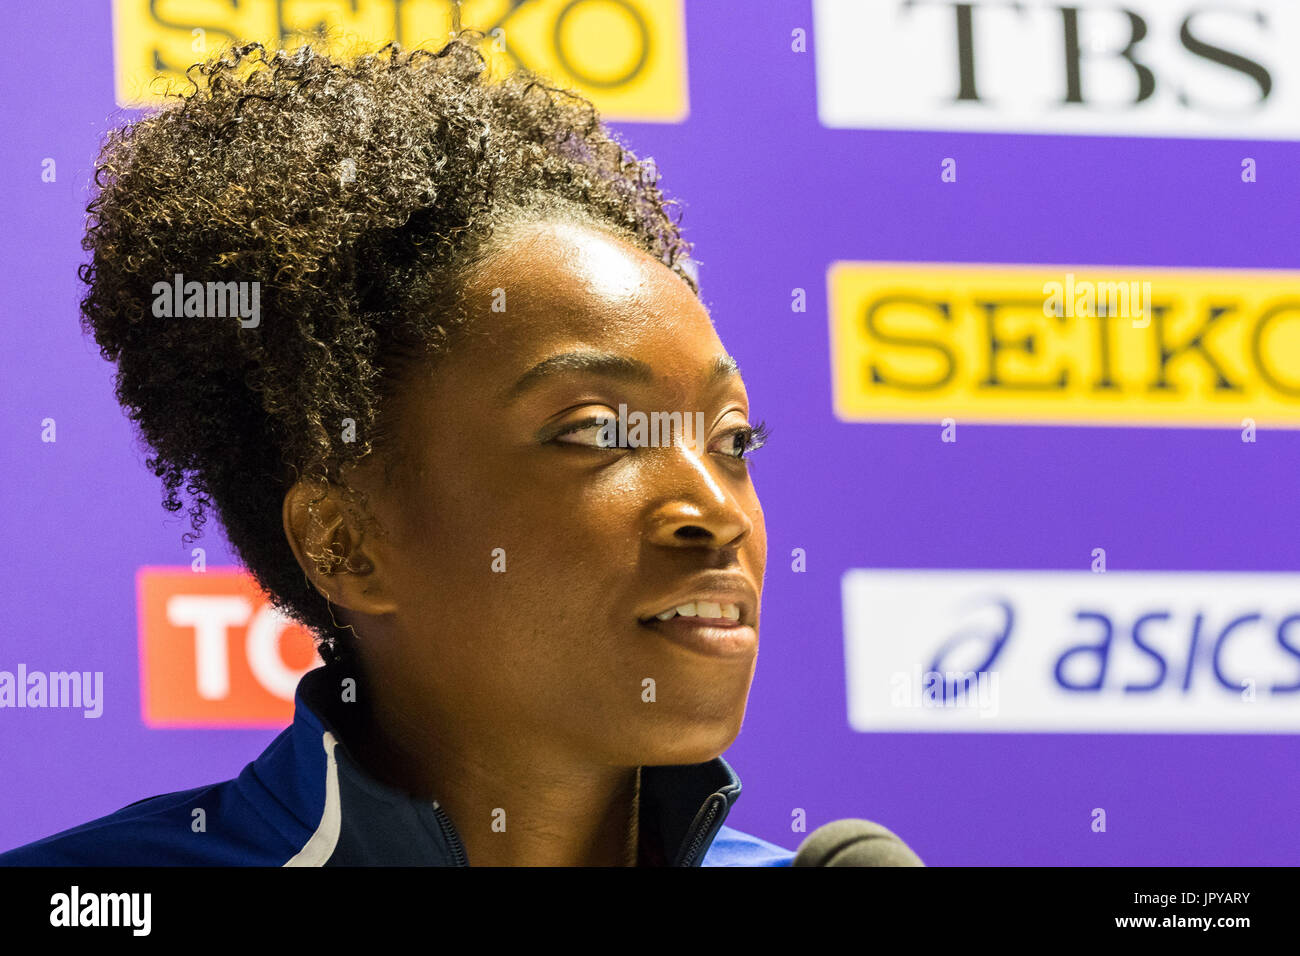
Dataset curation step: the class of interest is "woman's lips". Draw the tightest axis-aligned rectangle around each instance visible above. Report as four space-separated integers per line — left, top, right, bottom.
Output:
638 614 757 658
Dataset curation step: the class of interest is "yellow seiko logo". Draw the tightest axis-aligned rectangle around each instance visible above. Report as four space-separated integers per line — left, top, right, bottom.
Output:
828 262 1300 427
112 0 687 120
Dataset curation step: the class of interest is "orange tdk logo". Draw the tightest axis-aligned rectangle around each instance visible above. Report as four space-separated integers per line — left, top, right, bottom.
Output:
137 568 320 727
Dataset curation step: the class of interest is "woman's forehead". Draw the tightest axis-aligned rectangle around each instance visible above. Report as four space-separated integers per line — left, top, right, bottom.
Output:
447 222 717 364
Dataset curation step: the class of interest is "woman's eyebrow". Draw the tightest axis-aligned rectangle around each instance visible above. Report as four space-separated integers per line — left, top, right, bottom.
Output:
502 350 740 404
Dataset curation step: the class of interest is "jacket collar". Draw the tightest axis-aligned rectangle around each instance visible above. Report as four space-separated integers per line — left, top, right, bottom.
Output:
275 661 743 866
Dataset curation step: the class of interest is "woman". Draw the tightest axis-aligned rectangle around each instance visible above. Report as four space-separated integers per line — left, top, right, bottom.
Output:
0 34 791 867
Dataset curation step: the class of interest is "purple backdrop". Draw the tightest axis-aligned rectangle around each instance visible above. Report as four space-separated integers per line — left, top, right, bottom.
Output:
2 0 1298 864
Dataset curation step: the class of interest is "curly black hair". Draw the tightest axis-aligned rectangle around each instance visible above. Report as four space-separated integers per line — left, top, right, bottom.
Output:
80 33 698 667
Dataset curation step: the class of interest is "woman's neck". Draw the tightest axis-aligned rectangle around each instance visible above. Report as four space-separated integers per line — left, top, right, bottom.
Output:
341 658 643 867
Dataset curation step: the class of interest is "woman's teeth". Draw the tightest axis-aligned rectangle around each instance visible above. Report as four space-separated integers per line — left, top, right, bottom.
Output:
654 601 741 622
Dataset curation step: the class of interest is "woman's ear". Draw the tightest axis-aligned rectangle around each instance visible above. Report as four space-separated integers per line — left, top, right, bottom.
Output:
282 478 399 618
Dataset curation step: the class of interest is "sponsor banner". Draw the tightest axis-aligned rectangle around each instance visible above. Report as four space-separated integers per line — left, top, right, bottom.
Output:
842 569 1300 732
137 567 320 727
814 0 1300 139
112 0 687 120
827 261 1300 427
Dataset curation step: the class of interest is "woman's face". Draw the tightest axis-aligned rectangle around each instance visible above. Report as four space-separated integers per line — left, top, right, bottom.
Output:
351 219 766 768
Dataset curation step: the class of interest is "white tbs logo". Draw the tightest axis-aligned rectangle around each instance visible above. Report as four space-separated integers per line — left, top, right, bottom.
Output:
815 0 1299 139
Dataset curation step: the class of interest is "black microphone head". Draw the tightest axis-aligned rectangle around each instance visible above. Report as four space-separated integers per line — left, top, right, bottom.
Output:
792 818 925 867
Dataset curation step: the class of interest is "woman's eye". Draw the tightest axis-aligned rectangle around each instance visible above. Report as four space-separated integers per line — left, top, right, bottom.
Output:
553 415 621 448
551 415 771 459
714 420 770 461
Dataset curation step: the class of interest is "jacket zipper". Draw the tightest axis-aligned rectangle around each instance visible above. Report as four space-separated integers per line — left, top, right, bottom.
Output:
431 800 469 866
678 795 723 867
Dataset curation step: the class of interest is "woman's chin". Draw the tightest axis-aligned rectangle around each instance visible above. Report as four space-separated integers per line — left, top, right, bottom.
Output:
624 714 747 768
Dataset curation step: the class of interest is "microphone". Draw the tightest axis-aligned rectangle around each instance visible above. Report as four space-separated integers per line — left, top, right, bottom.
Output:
792 819 925 867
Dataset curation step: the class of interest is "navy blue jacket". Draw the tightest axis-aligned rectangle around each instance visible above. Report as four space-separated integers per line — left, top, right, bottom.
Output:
0 661 794 866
